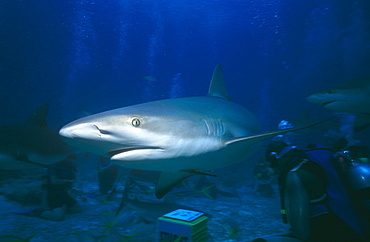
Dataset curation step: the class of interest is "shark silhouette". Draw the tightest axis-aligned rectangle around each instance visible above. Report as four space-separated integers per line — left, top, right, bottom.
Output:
0 104 76 170
60 65 329 198
306 76 370 131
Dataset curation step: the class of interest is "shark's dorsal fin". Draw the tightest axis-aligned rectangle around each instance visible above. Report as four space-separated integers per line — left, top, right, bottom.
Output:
208 64 231 101
27 103 49 126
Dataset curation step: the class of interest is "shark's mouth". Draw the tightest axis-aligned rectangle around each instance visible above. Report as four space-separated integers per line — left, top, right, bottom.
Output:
107 147 162 158
322 100 341 106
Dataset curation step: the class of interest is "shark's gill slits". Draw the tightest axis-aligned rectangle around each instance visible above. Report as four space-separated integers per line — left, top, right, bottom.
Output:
202 118 225 136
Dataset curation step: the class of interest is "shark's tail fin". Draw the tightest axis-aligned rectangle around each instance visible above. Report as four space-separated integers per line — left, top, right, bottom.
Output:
208 65 231 101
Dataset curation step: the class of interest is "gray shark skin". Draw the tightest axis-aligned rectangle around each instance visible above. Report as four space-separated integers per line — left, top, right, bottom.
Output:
0 104 76 170
60 65 329 198
306 76 370 131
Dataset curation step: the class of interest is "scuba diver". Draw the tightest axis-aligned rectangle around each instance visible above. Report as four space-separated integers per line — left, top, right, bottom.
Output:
260 141 368 242
98 156 121 201
253 159 275 198
13 154 81 221
38 154 81 221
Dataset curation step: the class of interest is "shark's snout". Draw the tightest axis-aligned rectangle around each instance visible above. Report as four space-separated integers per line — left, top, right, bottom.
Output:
59 124 77 139
59 122 101 139
306 93 322 104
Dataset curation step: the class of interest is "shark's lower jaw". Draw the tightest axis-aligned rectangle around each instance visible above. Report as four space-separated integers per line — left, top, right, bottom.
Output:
107 147 163 161
108 148 141 157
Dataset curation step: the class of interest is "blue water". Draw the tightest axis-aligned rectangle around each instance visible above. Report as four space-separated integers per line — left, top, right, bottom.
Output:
1 0 370 240
2 0 369 130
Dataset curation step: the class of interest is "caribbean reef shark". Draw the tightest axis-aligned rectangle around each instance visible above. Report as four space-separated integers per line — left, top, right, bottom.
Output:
306 76 370 131
60 65 330 198
0 104 76 170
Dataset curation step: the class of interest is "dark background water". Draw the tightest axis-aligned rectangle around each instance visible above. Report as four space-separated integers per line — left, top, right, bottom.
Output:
1 1 370 240
1 0 370 132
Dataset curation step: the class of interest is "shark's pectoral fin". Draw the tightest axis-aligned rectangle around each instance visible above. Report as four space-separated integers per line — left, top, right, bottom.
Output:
155 172 192 199
225 129 295 148
225 116 338 147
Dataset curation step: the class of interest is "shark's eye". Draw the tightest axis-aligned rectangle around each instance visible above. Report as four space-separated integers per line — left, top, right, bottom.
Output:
131 118 141 127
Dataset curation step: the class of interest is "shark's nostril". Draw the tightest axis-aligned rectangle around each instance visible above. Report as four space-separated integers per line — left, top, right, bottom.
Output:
94 125 110 135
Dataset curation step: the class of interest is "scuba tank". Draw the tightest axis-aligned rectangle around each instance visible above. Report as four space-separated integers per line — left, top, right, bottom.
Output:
332 150 370 236
332 150 370 191
346 162 370 218
346 162 370 191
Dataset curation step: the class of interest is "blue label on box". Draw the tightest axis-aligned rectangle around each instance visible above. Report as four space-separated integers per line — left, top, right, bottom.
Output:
163 209 204 222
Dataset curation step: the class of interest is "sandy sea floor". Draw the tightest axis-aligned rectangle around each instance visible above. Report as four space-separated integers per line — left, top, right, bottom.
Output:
0 165 288 242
